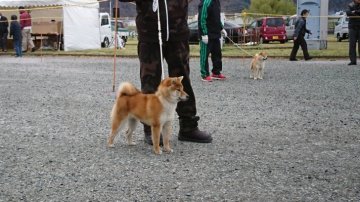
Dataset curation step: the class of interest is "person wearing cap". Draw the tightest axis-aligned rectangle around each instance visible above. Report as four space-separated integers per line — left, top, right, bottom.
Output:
289 9 312 61
346 0 360 65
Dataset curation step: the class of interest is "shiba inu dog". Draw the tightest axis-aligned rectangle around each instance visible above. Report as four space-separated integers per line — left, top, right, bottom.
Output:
250 51 268 80
107 76 188 155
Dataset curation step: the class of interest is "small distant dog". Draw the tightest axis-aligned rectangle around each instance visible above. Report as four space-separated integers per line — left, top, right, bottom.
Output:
250 51 268 80
107 76 188 155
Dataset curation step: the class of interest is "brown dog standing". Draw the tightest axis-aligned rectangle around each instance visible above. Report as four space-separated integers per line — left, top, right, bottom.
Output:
250 51 268 80
107 76 188 155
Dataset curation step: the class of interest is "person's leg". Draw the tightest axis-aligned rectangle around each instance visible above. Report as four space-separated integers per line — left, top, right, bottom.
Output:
3 32 8 51
13 39 17 56
26 29 35 50
164 40 212 143
299 37 310 59
0 32 5 51
289 38 300 60
21 29 27 51
209 38 223 75
356 29 360 63
14 39 20 56
349 28 357 64
199 40 210 78
137 41 163 145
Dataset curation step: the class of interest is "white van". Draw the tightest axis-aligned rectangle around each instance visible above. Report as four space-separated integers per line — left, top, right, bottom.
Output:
334 15 349 42
100 12 112 48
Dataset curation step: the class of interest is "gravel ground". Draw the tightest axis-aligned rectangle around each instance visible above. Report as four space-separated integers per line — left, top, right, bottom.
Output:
0 56 359 201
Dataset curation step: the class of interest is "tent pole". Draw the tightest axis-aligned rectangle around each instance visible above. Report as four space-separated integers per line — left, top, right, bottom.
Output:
113 0 119 93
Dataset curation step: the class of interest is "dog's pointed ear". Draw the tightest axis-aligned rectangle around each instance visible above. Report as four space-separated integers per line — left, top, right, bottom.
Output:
178 76 183 82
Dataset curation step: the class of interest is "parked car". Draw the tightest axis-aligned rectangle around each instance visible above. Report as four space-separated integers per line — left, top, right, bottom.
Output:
249 17 287 44
188 21 242 44
285 15 297 41
334 15 349 42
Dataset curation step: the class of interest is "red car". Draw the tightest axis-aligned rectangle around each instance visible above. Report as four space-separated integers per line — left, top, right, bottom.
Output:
249 17 287 44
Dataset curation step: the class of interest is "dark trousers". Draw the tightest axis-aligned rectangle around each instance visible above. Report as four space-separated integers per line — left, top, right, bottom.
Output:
349 28 360 64
290 35 310 60
0 32 7 51
200 38 222 77
137 40 197 118
13 39 22 57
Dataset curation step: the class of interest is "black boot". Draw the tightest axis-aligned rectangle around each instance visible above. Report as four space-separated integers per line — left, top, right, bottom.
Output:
143 124 163 146
178 116 212 143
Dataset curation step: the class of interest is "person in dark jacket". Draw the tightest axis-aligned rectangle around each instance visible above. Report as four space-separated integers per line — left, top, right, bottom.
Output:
198 0 227 82
118 0 212 144
346 0 360 65
10 15 22 57
0 12 9 52
289 9 312 61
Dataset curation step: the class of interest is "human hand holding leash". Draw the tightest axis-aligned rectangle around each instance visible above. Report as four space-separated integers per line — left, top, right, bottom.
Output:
221 29 227 38
201 35 208 44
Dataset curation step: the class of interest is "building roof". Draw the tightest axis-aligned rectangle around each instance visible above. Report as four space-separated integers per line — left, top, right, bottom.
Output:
0 0 98 8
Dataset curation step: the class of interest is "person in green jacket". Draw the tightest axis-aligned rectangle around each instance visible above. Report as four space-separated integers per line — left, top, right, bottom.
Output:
198 0 227 82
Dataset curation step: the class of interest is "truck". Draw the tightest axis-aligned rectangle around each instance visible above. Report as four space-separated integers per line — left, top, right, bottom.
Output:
99 12 129 48
334 15 349 42
111 20 130 48
99 12 112 48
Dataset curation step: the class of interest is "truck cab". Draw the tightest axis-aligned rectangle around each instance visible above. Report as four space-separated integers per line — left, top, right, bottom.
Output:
100 12 112 48
334 15 349 42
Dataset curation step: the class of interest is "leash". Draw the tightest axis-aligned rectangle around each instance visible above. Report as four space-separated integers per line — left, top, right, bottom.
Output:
225 35 254 57
153 0 167 80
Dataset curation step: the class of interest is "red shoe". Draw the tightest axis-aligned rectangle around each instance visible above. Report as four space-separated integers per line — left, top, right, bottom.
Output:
211 73 226 80
201 76 212 82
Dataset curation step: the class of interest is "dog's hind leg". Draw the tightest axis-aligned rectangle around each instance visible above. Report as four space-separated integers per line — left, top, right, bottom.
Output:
151 124 162 155
125 118 137 146
162 121 173 153
107 113 128 148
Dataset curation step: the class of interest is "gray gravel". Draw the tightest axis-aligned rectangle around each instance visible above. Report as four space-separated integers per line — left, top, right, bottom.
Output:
0 56 359 201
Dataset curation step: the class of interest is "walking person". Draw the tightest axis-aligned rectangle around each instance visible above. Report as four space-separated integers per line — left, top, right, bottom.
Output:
118 0 212 144
19 6 35 52
10 15 22 57
198 0 227 82
346 0 360 65
0 12 9 52
289 9 313 61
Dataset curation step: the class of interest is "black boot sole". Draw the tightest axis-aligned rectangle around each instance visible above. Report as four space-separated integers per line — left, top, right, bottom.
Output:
178 136 212 143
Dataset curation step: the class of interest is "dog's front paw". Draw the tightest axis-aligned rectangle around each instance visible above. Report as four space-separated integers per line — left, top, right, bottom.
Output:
259 77 263 80
154 149 163 155
107 143 115 148
127 141 136 146
163 148 173 153
254 78 258 80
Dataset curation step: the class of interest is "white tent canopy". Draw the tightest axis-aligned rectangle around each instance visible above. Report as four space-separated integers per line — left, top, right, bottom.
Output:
0 0 101 51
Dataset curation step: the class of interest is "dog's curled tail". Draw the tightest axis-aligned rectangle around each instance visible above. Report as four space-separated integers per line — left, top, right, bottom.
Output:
117 82 140 97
